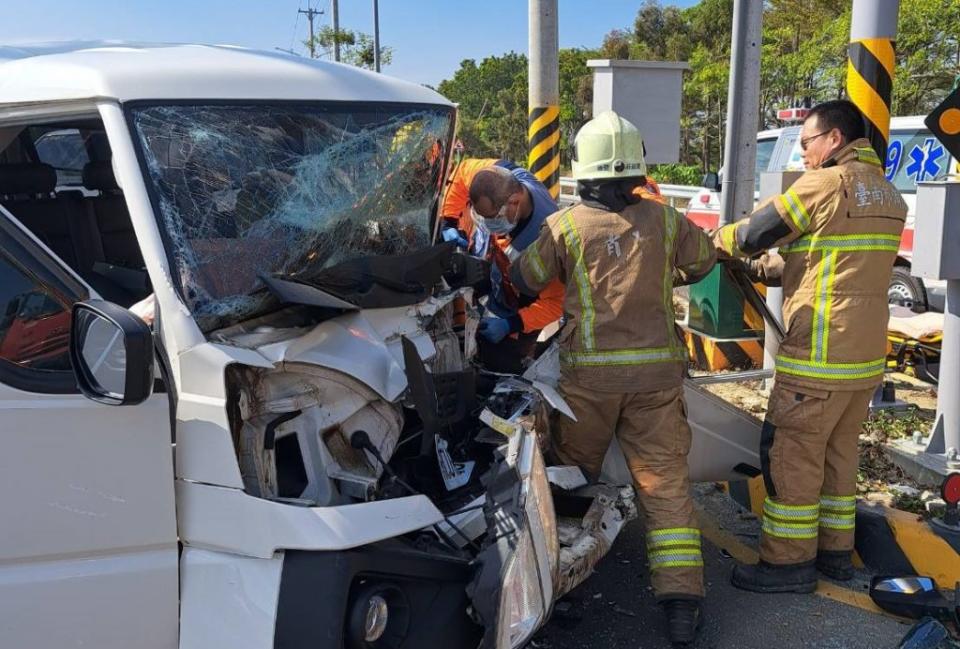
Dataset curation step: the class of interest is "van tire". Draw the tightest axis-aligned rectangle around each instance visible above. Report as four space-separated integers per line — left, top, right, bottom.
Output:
888 266 927 313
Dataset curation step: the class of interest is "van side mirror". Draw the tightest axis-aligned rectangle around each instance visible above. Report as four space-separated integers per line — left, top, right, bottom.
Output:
70 299 154 406
701 172 720 192
869 575 958 621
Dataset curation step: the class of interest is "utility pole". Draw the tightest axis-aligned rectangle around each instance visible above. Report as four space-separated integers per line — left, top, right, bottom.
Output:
719 0 763 226
332 0 341 62
373 0 381 73
847 0 900 159
528 0 561 199
298 4 323 59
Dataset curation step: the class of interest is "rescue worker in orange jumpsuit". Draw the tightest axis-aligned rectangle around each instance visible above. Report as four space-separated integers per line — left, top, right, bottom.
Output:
512 111 716 646
440 158 564 373
712 100 907 592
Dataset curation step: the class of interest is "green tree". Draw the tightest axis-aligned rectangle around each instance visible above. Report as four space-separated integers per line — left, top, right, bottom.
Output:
892 0 960 115
434 0 960 174
306 27 393 70
438 53 529 161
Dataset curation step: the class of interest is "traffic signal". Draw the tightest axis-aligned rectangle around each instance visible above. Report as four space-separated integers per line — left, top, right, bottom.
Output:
925 85 960 163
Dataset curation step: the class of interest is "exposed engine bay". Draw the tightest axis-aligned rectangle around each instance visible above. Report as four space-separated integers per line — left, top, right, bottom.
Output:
215 277 637 620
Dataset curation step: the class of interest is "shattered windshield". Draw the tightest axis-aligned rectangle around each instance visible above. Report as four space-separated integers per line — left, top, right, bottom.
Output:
129 103 453 330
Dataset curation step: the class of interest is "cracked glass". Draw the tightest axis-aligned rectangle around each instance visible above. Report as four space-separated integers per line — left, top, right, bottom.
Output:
129 103 452 330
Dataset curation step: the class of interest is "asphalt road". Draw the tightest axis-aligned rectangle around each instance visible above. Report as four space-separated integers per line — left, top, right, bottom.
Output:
535 485 912 649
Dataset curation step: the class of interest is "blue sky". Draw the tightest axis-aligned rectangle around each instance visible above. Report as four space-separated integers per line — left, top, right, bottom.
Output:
2 0 699 86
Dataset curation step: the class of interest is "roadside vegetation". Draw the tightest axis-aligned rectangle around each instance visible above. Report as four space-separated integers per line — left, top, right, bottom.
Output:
437 0 960 175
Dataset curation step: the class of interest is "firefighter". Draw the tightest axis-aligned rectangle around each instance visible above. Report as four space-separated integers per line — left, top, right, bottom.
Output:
712 100 907 592
511 111 716 646
442 158 564 373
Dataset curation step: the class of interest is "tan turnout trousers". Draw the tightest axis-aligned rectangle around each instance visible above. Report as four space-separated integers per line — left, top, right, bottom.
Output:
758 384 874 564
552 381 704 599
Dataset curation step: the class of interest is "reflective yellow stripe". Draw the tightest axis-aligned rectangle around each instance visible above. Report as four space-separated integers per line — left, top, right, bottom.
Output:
647 527 703 569
718 223 739 256
819 514 856 531
764 498 819 523
776 355 886 380
820 495 857 511
525 244 549 284
820 495 857 531
762 518 819 540
560 211 595 350
780 189 811 231
650 559 705 569
662 207 680 348
811 250 838 363
648 539 703 548
781 233 901 254
647 528 701 543
687 232 713 274
561 347 688 367
648 549 702 559
854 147 883 167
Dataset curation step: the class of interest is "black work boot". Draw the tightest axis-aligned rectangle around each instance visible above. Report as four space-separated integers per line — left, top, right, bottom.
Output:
816 550 854 581
660 598 702 647
731 560 817 593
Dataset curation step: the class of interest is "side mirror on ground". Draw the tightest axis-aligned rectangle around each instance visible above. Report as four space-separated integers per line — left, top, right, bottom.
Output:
70 299 154 406
701 171 720 192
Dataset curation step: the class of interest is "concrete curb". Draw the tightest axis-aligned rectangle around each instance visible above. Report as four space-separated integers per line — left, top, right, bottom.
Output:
725 476 960 587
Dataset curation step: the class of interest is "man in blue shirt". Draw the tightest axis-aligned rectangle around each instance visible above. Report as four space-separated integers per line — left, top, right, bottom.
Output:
441 163 563 373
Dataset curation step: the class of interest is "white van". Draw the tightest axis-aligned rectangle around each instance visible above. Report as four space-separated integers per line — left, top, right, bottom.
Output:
686 117 957 312
0 42 590 649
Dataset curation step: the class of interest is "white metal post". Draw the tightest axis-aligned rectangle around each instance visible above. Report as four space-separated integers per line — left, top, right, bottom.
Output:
719 0 763 226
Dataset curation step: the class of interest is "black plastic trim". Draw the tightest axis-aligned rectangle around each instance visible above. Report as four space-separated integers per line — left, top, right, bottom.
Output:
273 541 482 649
759 419 778 498
69 299 154 406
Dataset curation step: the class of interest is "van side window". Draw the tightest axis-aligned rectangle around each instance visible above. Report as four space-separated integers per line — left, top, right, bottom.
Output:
0 251 72 370
754 137 778 192
0 218 88 394
31 128 90 188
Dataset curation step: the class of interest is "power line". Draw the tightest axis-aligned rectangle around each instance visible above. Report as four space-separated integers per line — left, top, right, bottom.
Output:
288 0 301 53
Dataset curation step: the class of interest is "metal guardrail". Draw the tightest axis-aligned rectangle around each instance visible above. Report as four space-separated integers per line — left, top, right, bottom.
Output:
558 176 700 211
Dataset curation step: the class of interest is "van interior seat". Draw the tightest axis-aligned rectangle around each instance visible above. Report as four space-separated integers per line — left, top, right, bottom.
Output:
0 162 87 270
0 162 146 306
82 161 144 271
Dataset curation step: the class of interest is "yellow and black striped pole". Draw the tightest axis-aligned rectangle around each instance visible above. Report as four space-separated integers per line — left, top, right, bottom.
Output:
529 105 561 199
846 0 900 160
528 0 561 200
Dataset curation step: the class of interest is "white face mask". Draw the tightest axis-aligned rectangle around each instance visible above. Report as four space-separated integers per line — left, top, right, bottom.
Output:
471 201 518 235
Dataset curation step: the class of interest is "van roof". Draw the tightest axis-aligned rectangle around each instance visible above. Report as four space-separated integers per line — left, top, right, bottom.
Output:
0 42 450 107
758 116 929 140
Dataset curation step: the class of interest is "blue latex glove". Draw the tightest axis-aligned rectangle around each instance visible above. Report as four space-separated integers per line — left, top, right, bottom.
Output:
441 227 469 249
478 316 511 343
483 299 513 319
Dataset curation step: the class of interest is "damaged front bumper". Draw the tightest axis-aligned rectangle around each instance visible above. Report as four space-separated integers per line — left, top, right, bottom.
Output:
466 402 637 649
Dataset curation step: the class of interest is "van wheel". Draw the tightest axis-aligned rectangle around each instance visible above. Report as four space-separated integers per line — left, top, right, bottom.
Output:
888 266 927 313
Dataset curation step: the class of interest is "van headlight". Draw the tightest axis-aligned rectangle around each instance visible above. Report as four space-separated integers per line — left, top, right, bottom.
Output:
525 441 559 585
496 528 546 648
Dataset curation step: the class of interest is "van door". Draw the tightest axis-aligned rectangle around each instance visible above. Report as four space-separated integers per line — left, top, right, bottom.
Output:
0 212 178 649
